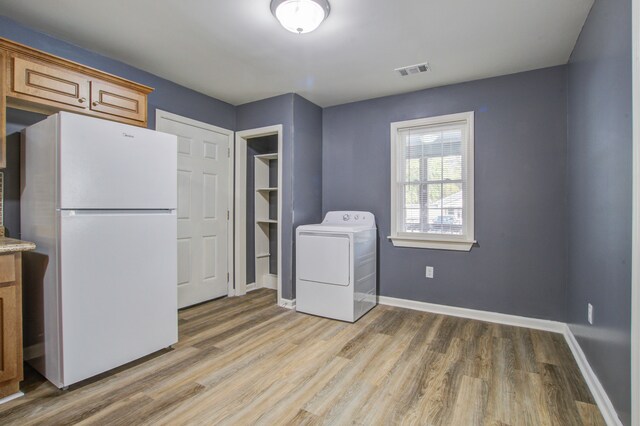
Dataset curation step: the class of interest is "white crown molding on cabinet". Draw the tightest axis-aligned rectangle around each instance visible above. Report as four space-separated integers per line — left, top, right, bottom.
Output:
377 295 622 425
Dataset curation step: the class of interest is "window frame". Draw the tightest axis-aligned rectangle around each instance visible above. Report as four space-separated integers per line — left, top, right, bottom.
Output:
389 111 475 251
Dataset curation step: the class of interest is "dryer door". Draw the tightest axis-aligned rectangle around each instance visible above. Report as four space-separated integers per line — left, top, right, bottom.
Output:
298 232 350 286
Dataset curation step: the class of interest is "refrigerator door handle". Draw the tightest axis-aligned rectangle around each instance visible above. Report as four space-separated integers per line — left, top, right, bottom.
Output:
61 209 175 216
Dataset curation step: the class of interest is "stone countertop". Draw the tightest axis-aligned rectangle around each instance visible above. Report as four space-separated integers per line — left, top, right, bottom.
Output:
0 237 36 253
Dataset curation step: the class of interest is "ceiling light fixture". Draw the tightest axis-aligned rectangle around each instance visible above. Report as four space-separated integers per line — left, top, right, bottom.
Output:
270 0 330 34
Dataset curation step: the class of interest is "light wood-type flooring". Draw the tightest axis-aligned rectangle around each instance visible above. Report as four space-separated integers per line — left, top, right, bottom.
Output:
0 288 604 425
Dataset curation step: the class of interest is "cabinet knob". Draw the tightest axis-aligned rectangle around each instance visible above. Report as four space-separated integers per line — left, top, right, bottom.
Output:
78 97 86 103
92 101 98 107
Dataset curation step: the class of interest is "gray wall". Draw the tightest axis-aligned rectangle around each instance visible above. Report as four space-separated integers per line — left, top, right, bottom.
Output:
323 66 568 321
0 15 237 239
237 94 296 299
567 0 632 423
291 95 323 297
236 94 323 299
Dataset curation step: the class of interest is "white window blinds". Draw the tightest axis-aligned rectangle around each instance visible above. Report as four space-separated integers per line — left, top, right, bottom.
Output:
390 112 474 250
398 123 466 235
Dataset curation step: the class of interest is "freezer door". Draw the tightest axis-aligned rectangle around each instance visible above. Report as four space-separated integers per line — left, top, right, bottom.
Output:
59 210 177 386
58 112 177 209
297 232 351 286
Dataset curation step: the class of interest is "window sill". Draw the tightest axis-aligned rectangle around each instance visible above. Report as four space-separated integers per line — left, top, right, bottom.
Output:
388 236 475 251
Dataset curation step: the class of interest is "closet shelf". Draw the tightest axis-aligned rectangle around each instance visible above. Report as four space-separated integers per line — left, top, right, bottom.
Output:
256 253 271 258
256 219 278 224
256 187 278 192
254 153 278 160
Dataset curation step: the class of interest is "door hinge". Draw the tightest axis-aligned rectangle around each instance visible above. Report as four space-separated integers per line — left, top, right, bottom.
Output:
227 272 230 282
227 210 230 220
228 147 230 157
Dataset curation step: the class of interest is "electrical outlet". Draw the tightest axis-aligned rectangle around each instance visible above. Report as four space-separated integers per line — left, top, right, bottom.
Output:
588 303 593 325
425 266 434 279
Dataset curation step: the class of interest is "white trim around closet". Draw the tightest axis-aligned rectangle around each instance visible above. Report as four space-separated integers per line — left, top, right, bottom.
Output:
234 125 283 306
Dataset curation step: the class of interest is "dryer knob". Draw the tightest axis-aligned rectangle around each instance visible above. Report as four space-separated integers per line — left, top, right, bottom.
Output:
343 214 350 221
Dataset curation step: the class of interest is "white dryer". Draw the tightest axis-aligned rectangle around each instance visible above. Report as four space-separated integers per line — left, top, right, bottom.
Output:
296 211 377 322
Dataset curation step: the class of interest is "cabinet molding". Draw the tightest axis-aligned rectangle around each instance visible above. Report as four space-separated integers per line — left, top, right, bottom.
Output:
0 36 153 168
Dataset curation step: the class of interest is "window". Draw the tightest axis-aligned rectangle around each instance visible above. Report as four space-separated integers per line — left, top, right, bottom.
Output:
389 111 475 251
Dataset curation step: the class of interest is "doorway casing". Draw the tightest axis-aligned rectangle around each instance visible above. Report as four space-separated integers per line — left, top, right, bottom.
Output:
234 125 284 306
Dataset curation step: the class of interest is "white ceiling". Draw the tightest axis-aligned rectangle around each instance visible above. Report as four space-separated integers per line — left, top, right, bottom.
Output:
0 0 593 107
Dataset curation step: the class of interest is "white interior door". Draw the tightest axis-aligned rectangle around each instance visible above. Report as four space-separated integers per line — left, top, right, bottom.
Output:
156 112 232 308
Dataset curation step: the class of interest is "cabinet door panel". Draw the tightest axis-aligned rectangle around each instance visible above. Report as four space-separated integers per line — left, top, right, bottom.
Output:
90 80 146 122
0 285 17 382
0 256 15 284
12 56 90 109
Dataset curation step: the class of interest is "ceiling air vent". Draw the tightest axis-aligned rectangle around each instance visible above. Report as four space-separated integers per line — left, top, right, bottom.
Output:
395 62 430 77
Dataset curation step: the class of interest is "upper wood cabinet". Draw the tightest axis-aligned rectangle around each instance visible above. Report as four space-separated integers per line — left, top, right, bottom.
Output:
90 79 147 122
12 55 91 110
0 37 153 168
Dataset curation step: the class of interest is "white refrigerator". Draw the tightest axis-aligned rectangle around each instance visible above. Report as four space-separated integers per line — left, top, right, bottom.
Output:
21 112 178 388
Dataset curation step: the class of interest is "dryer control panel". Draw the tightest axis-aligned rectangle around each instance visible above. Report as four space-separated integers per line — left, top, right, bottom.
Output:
322 211 376 228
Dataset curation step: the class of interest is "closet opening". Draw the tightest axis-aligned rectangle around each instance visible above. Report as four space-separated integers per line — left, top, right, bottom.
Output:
234 125 283 306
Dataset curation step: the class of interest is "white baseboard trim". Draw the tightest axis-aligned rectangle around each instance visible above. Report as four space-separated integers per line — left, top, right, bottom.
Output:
279 298 296 310
248 277 278 293
563 325 622 426
0 391 23 405
377 295 621 425
377 295 566 333
262 274 278 290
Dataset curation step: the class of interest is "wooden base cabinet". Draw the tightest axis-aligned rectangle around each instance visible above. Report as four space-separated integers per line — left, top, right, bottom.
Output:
0 253 22 399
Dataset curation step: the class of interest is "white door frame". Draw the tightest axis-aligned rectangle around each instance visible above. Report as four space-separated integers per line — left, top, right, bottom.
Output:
234 125 283 306
155 109 235 298
632 1 639 424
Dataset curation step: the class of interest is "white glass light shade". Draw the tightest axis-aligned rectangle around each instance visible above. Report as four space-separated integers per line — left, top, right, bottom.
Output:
271 0 330 34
